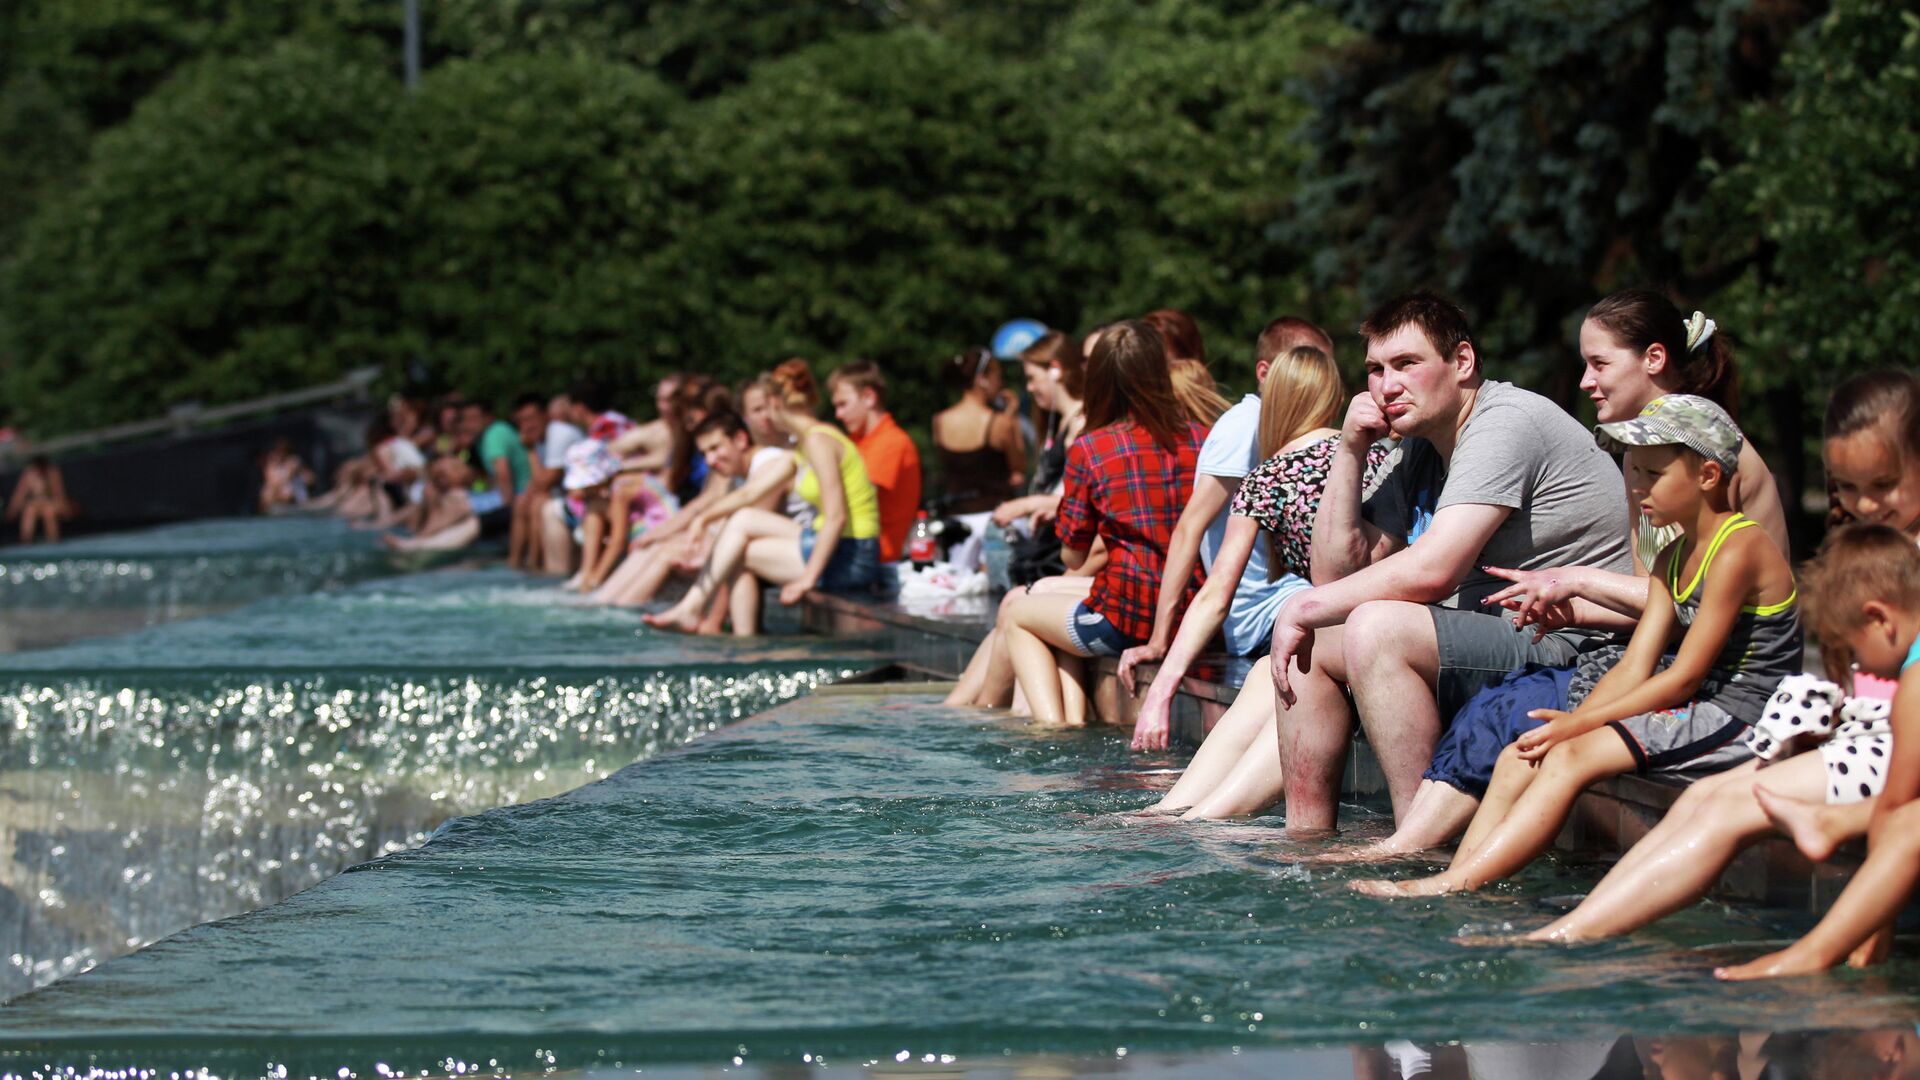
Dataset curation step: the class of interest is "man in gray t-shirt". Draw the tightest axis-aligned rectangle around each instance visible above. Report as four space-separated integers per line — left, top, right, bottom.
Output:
1267 292 1630 836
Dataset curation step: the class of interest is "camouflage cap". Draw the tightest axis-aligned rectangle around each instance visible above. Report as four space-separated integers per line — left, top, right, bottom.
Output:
1594 393 1743 474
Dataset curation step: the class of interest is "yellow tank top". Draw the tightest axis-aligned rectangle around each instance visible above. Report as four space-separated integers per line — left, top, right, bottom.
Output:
793 425 881 540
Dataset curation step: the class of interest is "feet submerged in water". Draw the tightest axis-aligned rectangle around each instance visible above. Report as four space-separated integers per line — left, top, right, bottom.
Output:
1350 875 1458 898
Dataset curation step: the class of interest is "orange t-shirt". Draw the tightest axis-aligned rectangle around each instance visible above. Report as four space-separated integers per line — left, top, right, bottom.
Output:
853 413 923 564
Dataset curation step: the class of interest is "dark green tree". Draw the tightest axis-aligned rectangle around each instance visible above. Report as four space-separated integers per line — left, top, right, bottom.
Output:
0 44 404 433
650 29 1052 420
1039 0 1350 372
1291 0 1821 396
387 53 681 405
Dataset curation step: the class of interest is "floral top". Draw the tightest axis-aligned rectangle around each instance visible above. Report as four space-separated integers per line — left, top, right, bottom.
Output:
1230 436 1392 579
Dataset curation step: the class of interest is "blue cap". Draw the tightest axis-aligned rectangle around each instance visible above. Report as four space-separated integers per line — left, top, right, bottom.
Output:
991 319 1049 360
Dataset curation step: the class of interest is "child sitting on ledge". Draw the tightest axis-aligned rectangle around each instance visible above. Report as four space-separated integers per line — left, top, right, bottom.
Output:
1351 395 1800 898
1717 525 1920 980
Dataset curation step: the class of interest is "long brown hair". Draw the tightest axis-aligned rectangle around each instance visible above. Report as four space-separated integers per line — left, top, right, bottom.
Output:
1143 308 1206 365
1586 288 1738 417
1084 320 1188 452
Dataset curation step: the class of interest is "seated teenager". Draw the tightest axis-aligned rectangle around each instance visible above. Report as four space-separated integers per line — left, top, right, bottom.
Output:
1266 292 1631 836
509 392 582 570
258 438 314 513
1333 293 1794 858
1351 396 1800 898
459 399 532 541
589 410 791 616
1138 345 1392 818
1000 320 1204 728
1463 372 1920 944
829 360 921 572
577 383 687 591
1119 317 1343 743
6 455 78 543
644 358 881 634
1716 526 1920 981
945 330 1090 710
384 456 481 552
933 347 1026 571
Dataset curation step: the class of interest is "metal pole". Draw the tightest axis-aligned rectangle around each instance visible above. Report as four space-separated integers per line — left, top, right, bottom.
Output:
403 0 420 91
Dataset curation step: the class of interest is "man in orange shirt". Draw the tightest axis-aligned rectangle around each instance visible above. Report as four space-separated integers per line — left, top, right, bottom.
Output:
829 361 922 566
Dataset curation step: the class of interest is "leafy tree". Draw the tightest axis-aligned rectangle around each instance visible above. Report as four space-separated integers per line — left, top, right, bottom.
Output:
1290 0 1821 396
0 44 405 433
387 54 681 406
650 29 1052 420
1039 0 1351 373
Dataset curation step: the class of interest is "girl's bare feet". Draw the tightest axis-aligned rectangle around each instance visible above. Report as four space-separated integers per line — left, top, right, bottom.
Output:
1754 784 1841 863
641 601 704 634
1350 875 1456 898
1714 943 1836 981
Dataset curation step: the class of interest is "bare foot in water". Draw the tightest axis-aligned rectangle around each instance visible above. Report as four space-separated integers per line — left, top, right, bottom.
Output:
1714 944 1836 981
1755 784 1840 863
1295 842 1440 866
1350 875 1456 898
641 602 704 634
1452 933 1542 947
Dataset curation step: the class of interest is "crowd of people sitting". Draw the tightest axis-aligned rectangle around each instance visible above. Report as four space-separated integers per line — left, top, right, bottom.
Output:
277 286 1917 983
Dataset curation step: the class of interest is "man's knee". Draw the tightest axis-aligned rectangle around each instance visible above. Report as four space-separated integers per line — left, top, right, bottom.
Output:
1342 601 1436 678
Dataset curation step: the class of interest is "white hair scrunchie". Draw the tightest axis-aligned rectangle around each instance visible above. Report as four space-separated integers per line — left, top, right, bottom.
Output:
1684 310 1718 353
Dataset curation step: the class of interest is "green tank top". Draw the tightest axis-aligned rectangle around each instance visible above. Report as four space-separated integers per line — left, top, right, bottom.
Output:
793 425 881 540
1663 513 1801 720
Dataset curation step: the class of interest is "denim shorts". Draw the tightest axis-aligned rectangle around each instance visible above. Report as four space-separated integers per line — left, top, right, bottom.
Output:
1424 662 1572 798
798 529 881 594
1064 601 1130 658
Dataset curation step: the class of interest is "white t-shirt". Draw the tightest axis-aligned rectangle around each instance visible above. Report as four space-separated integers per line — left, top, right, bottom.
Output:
542 420 586 469
379 436 426 473
1196 394 1307 655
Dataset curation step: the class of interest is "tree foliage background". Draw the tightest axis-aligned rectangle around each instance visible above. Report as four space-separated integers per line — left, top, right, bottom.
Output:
1 0 1914 526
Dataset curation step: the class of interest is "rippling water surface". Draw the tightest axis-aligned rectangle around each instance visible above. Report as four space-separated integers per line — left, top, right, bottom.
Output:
0 561 862 998
0 518 416 650
6 687 1916 1075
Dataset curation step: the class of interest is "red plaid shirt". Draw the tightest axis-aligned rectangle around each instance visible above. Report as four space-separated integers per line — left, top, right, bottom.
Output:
1055 420 1207 644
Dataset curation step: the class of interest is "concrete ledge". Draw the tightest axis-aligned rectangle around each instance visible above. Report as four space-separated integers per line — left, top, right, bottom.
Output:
801 589 1863 913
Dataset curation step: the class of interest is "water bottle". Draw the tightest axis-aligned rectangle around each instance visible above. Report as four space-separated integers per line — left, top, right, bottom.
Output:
983 524 1012 593
907 510 936 569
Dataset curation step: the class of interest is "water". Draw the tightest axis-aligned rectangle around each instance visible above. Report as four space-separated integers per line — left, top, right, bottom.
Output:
0 517 418 650
6 686 1916 1074
0 568 866 999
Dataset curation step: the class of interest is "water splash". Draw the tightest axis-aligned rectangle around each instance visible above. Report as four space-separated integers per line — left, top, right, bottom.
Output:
0 665 851 999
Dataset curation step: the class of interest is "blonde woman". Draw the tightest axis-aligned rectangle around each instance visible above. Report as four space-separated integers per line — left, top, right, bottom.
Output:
1144 346 1391 816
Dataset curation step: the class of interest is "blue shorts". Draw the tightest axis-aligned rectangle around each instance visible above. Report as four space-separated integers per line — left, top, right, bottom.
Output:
1423 662 1573 798
798 529 880 594
1064 601 1130 658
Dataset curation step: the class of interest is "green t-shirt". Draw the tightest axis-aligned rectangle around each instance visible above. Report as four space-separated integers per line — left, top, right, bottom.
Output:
477 419 531 494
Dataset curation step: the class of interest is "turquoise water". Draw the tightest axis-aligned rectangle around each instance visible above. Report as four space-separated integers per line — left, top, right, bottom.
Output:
0 518 418 650
6 686 1918 1074
0 564 864 999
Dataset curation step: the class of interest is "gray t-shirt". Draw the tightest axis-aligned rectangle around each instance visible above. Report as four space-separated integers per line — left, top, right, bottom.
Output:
1362 380 1631 608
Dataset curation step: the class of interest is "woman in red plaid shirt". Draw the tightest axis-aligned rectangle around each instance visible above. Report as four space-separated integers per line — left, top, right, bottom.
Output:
1002 320 1207 727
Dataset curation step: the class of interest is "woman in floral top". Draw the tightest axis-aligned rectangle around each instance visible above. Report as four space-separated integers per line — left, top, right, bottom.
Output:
1142 348 1391 817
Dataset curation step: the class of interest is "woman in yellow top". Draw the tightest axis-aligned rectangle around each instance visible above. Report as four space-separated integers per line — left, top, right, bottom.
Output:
645 358 880 635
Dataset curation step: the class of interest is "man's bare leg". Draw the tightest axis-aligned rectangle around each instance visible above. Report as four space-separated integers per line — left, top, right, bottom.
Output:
539 499 574 577
1342 601 1445 820
1306 780 1482 863
1276 624 1353 835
